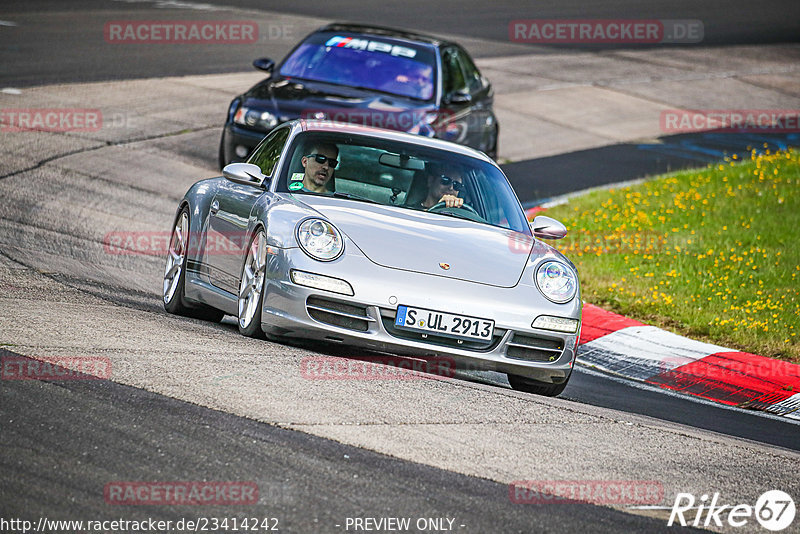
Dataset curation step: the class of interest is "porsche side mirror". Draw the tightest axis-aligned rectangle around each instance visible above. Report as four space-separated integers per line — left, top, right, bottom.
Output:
223 163 268 187
253 58 275 72
530 215 567 239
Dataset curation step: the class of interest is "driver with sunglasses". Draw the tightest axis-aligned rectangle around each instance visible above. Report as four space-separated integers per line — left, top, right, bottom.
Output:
300 142 339 194
420 163 465 210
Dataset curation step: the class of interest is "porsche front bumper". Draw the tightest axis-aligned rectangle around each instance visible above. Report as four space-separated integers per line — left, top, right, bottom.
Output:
260 246 580 384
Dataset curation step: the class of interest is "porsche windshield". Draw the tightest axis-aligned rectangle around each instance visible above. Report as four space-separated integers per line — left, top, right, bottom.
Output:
277 132 530 234
280 32 436 101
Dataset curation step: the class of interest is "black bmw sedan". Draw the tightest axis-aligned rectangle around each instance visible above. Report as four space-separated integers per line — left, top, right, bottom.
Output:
219 23 499 167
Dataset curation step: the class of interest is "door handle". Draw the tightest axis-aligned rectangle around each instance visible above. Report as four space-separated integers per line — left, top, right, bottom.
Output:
210 199 220 214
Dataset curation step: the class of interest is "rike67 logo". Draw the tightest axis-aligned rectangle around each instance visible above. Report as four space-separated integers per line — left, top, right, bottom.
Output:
668 490 796 531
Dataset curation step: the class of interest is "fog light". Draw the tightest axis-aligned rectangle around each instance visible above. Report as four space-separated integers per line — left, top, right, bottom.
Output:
532 315 579 333
235 145 248 158
290 270 353 296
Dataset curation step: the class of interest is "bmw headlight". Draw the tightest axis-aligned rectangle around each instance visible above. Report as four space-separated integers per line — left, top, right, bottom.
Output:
233 106 278 131
296 219 344 261
408 111 439 137
535 261 577 303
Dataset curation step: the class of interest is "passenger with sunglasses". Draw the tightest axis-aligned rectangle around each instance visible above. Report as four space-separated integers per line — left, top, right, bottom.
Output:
300 142 339 194
420 163 465 210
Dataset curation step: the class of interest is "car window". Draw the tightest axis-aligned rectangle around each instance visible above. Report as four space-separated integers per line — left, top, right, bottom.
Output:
456 47 484 94
278 131 530 234
280 31 436 101
441 47 467 97
247 126 290 176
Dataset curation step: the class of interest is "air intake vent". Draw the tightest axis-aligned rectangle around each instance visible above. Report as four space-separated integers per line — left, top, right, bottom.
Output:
306 297 374 332
506 334 564 362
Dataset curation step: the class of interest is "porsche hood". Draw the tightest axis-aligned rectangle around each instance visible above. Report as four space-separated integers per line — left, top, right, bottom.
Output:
297 196 533 288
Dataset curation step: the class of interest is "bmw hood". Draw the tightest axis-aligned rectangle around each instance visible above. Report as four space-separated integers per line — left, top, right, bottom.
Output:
298 196 532 288
243 76 433 131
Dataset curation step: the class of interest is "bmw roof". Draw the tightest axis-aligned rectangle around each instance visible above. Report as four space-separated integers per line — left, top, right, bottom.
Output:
317 22 453 48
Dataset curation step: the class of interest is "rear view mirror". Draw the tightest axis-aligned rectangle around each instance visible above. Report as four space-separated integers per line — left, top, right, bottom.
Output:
223 163 268 187
379 153 425 170
530 215 567 239
253 58 275 72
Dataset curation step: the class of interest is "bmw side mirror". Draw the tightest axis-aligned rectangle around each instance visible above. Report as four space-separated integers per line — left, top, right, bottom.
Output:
447 91 472 105
253 58 275 73
530 215 567 240
223 163 268 187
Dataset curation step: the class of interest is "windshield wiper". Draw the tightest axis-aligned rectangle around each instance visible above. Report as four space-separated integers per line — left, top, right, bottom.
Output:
331 192 380 204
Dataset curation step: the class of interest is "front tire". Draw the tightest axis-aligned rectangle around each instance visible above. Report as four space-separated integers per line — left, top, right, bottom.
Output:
507 373 569 397
164 208 193 315
237 229 268 338
163 207 224 322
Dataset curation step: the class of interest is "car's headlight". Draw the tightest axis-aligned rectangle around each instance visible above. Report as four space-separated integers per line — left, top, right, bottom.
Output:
296 219 344 261
408 111 438 137
233 106 278 130
535 261 577 303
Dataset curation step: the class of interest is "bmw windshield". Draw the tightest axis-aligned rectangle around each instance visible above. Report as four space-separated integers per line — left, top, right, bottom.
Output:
275 131 530 234
280 32 436 101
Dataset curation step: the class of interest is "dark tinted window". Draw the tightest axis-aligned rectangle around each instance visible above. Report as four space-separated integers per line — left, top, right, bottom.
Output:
441 47 467 96
456 47 483 93
280 32 436 101
248 126 290 176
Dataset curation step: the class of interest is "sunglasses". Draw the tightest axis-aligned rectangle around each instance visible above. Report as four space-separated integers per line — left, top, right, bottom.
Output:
438 175 464 192
306 153 339 168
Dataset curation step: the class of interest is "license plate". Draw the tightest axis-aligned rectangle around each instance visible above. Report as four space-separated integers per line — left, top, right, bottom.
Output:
394 305 494 341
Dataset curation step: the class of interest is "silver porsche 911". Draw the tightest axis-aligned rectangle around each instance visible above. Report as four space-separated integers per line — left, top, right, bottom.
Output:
163 119 581 396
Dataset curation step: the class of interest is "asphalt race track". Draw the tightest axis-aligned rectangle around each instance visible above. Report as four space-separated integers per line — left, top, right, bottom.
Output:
1 1 799 533
506 132 800 205
3 0 799 86
0 350 679 533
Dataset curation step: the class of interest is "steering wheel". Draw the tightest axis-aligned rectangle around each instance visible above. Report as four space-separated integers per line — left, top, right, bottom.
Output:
428 201 479 215
427 201 484 222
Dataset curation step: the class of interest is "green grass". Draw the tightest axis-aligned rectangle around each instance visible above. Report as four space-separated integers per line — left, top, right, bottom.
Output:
542 149 800 362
